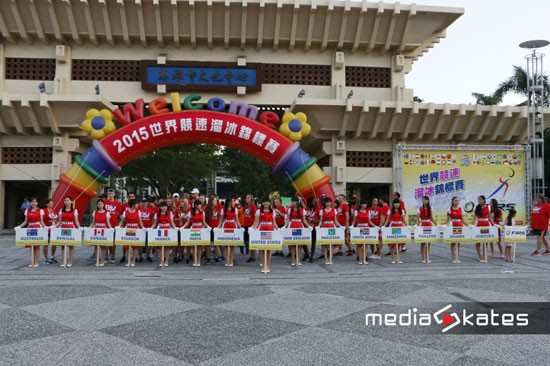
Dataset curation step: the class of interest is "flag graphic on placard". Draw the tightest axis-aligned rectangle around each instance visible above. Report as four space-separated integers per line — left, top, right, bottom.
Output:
126 230 136 237
328 228 336 235
423 228 432 234
392 228 402 234
28 229 38 236
360 229 370 235
292 229 302 236
94 229 105 236
453 227 462 235
480 228 490 234
157 229 168 237
61 229 71 236
261 232 272 240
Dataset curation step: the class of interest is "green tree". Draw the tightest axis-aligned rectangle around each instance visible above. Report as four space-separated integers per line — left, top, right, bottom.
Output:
493 65 550 106
118 144 219 197
471 92 502 105
220 148 294 200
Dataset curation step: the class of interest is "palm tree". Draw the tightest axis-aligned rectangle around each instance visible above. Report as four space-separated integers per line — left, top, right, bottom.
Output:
493 65 549 106
471 92 502 105
471 65 549 106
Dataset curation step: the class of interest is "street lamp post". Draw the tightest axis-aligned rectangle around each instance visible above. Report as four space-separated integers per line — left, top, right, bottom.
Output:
519 39 549 210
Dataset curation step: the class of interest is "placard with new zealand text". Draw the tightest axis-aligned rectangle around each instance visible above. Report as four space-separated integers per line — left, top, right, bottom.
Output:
280 227 312 246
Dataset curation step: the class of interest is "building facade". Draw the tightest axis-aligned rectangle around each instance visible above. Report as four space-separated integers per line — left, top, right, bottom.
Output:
0 0 548 228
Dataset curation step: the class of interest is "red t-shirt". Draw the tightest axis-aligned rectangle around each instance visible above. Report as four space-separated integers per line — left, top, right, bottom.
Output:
123 208 141 229
448 207 463 227
156 211 173 228
257 210 274 231
274 205 287 228
190 210 206 228
367 207 381 226
104 199 122 227
243 204 257 228
93 210 109 228
140 205 158 228
321 208 337 228
531 204 550 230
43 208 57 227
207 205 223 228
25 208 43 228
336 202 350 226
354 209 370 227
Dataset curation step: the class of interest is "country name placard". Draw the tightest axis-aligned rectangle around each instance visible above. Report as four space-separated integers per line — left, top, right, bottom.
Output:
83 228 115 247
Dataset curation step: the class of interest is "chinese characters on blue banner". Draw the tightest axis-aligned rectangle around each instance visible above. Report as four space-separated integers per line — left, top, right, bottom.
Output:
142 63 260 92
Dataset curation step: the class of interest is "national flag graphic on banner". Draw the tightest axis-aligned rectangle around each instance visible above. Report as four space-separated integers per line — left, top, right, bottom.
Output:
157 229 169 237
61 229 71 236
360 229 370 235
126 230 136 237
94 229 105 236
423 228 433 234
27 229 38 236
453 227 462 235
480 228 490 234
328 228 336 236
392 228 402 234
292 229 302 236
261 231 272 240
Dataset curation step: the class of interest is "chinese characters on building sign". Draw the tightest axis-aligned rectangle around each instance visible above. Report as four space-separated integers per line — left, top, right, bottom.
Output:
141 61 261 92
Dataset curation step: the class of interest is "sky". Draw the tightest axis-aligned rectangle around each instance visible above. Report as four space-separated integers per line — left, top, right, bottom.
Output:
399 0 550 105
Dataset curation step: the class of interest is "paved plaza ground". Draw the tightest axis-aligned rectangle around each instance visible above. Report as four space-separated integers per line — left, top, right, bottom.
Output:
0 234 549 366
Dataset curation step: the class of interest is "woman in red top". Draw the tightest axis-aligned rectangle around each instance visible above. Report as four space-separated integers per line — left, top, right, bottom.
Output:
490 198 505 258
185 200 211 267
352 202 371 265
317 198 342 265
305 197 320 263
384 199 408 264
206 196 223 263
243 194 258 262
43 199 59 264
367 198 383 258
174 198 190 263
90 199 112 267
253 201 278 273
57 196 80 268
119 199 143 267
474 195 492 263
530 194 550 256
16 197 45 268
220 199 241 267
447 196 464 263
154 201 176 267
285 199 310 267
417 196 435 264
